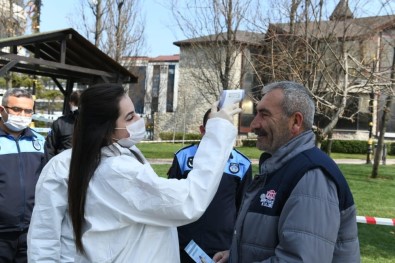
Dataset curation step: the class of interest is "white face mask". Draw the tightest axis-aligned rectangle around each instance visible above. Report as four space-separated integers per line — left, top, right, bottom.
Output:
70 106 78 112
2 113 32 132
115 118 146 148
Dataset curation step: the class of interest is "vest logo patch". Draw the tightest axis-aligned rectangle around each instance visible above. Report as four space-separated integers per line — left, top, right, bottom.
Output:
33 140 42 151
260 189 277 208
229 163 239 174
187 157 194 168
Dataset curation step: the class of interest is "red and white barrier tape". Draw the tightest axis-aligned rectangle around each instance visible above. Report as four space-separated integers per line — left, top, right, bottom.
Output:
356 216 395 226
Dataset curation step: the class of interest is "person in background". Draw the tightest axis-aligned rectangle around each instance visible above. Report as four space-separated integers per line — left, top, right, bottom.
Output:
0 88 45 262
27 83 241 263
168 108 252 262
213 81 360 263
44 90 80 163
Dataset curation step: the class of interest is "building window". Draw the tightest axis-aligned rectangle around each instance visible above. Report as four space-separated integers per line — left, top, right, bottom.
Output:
314 94 369 131
167 65 175 112
129 66 146 114
152 65 160 112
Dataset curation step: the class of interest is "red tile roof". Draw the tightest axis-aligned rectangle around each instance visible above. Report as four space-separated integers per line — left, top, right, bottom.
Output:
149 55 180 62
269 15 395 40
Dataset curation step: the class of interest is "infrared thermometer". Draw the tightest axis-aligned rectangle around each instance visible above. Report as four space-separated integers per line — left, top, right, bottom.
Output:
218 89 245 109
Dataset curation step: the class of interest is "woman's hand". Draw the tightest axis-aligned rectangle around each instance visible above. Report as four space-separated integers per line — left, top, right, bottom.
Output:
212 250 229 263
210 101 242 123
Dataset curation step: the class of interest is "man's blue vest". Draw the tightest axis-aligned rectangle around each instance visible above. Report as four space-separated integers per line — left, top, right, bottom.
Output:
250 147 355 216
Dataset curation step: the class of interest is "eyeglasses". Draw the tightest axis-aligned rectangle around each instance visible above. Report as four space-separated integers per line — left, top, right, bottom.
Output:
4 106 34 115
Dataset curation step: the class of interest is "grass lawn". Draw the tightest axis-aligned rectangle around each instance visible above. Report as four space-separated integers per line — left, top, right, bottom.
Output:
145 143 395 262
338 164 395 263
138 142 395 160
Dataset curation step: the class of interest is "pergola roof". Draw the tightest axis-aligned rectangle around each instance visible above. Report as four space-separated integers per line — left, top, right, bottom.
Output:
0 28 138 86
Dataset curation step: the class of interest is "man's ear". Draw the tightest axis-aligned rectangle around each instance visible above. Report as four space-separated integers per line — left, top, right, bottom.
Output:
199 125 205 135
291 112 303 135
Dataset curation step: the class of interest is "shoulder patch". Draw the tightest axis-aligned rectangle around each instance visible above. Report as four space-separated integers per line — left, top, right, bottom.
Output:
229 162 240 174
187 156 194 168
33 140 42 151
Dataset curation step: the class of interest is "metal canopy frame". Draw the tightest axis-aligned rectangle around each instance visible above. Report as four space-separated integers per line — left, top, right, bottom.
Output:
0 28 137 113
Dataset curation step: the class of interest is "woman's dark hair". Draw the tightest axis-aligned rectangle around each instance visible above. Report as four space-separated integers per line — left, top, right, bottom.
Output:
68 83 126 254
69 90 81 105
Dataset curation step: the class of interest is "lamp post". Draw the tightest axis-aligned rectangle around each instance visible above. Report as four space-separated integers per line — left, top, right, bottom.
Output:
366 90 374 164
366 121 373 164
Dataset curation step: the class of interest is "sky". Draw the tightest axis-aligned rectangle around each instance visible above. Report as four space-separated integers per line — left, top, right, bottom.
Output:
38 0 395 58
39 0 181 57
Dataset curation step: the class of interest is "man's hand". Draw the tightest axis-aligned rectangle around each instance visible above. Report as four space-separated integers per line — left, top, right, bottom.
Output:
212 250 229 263
210 101 242 123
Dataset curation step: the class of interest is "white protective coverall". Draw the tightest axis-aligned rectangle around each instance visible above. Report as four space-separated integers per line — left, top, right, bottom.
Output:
27 117 236 263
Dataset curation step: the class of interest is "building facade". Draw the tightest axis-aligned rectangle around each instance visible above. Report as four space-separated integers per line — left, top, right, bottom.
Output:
171 31 265 139
265 0 395 140
126 55 180 139
128 0 395 142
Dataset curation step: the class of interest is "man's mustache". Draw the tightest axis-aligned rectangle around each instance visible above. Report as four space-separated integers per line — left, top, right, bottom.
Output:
254 129 267 137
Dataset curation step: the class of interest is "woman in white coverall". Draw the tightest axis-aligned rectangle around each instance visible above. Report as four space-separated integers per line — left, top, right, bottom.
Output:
27 83 241 262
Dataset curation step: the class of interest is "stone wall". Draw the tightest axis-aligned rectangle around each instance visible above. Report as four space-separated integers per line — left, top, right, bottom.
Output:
153 45 244 138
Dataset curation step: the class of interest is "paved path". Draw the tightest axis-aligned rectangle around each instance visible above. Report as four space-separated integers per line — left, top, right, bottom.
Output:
334 159 395 164
147 158 395 165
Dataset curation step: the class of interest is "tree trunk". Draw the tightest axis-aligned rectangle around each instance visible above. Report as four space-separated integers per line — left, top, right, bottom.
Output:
94 0 103 47
314 127 325 149
371 96 393 178
371 47 395 178
326 131 333 156
32 0 41 33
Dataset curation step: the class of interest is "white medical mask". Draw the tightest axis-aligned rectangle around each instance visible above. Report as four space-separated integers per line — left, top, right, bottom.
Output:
70 106 78 112
2 113 32 132
115 118 146 148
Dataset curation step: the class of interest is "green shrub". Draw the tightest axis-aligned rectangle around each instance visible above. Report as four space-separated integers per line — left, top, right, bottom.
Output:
32 120 47 128
242 139 394 155
181 136 395 156
320 140 395 155
388 142 395 155
159 132 202 140
321 140 368 154
241 139 257 147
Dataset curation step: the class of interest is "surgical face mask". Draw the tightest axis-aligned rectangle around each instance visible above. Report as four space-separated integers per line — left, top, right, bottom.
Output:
115 118 146 148
70 106 78 112
2 111 32 132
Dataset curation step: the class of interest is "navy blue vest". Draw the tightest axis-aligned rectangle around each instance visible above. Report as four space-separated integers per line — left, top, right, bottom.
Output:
250 147 355 216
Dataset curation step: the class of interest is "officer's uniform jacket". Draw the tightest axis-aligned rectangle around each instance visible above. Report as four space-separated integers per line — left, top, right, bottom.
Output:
0 126 45 232
168 145 252 256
